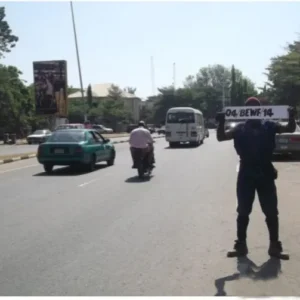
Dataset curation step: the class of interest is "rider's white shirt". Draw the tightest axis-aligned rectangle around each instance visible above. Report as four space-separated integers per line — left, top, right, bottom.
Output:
129 127 153 148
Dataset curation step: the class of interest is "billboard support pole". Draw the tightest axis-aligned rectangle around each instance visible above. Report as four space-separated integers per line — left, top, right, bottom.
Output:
70 1 87 122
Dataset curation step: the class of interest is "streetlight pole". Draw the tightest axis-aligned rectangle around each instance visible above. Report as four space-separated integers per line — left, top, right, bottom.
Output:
70 1 87 121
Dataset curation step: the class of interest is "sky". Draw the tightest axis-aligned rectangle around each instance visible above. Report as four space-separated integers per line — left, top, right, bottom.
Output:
2 1 300 99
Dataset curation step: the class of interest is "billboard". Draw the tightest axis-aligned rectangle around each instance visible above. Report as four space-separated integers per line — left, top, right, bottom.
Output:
33 60 68 117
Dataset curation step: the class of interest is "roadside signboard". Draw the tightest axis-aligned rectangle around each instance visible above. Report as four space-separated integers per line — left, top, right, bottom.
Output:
223 105 289 120
33 60 68 117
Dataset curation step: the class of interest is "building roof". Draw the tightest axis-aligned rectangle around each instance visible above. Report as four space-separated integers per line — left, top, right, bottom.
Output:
68 83 137 99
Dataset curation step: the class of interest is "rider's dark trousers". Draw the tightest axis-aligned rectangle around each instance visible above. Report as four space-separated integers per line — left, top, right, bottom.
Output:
130 146 154 166
236 167 279 242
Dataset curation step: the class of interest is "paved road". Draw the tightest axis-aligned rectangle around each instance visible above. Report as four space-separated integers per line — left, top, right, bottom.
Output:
0 132 300 296
0 134 162 157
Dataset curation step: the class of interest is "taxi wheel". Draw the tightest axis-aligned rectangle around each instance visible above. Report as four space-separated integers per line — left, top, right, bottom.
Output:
107 149 115 166
87 154 96 172
44 163 53 173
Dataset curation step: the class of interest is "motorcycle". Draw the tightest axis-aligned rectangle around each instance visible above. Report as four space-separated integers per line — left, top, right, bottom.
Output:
132 148 153 179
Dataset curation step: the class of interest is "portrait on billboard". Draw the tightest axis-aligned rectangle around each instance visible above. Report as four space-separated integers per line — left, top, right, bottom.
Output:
33 60 68 116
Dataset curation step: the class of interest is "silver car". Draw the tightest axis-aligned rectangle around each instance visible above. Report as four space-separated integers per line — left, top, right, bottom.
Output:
27 129 52 144
274 122 300 157
92 124 113 134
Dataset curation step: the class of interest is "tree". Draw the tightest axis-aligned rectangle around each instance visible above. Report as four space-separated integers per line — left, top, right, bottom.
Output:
0 65 32 136
140 105 153 122
125 86 136 95
153 64 259 122
108 84 123 101
68 99 85 123
153 86 210 123
194 64 231 91
266 38 300 107
87 84 93 109
182 64 232 117
100 98 130 128
104 84 131 128
0 7 19 58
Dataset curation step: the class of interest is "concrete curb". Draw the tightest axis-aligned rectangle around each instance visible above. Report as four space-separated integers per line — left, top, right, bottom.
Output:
0 135 165 165
0 153 37 165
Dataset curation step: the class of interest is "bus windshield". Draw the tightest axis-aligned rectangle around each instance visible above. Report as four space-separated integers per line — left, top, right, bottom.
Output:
167 112 195 123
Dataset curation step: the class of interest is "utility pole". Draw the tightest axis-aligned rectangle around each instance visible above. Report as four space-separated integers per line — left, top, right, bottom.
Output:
70 1 87 121
173 62 176 91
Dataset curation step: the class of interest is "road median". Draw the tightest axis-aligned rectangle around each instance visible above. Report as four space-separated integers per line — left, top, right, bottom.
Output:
0 135 165 165
0 152 37 165
0 133 131 146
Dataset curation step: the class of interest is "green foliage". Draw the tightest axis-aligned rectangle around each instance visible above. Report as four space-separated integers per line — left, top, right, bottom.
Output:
125 86 136 95
105 84 132 123
108 84 123 100
68 99 85 123
87 84 93 109
152 64 258 123
266 39 300 107
0 64 32 135
0 7 18 58
140 105 153 122
67 84 133 127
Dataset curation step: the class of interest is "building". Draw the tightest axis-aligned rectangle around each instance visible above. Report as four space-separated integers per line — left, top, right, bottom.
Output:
68 83 142 123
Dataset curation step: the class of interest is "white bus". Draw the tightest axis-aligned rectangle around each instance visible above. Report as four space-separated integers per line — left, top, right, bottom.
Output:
165 107 206 147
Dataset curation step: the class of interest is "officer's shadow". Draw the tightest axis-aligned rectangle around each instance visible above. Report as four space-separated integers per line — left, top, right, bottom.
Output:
214 256 282 296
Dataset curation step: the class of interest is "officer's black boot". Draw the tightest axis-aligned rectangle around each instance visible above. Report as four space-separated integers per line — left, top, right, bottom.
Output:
268 241 283 257
227 215 249 257
227 240 248 257
266 216 289 260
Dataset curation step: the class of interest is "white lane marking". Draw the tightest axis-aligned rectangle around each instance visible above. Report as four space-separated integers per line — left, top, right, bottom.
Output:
0 164 39 174
78 169 115 188
78 177 101 188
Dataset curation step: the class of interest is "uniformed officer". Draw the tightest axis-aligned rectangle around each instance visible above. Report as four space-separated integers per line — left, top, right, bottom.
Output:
216 97 296 259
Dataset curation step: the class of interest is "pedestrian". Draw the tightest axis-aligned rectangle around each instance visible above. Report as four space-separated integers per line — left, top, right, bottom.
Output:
216 97 296 259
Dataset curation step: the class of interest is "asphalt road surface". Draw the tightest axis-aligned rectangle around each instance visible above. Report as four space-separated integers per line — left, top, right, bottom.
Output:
1 131 300 296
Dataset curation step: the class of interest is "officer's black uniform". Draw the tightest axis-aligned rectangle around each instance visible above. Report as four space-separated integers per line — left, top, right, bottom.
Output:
216 98 296 259
233 119 280 255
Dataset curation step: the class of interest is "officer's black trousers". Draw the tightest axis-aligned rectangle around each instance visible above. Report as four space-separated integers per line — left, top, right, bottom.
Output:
236 169 279 242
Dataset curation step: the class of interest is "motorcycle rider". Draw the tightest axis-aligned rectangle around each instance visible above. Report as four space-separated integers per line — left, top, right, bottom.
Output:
129 120 155 168
216 97 296 259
